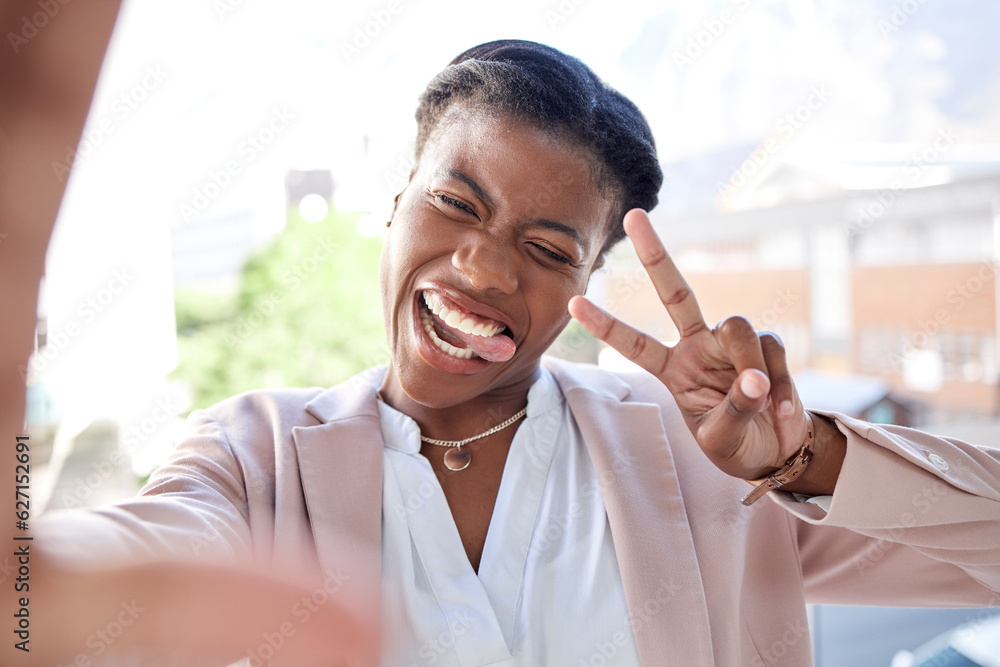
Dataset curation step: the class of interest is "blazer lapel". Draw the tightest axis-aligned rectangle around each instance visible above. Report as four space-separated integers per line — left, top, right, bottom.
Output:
293 368 385 609
291 361 715 664
547 359 716 666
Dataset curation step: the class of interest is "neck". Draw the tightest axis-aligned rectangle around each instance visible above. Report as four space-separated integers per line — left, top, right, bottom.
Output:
379 366 538 442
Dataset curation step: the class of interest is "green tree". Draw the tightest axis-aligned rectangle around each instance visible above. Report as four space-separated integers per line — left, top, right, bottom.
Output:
172 209 388 410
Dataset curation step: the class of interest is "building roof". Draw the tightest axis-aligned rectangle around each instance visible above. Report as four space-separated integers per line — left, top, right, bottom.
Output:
794 369 892 416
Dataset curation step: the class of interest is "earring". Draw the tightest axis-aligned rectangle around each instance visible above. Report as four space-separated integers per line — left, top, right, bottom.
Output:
386 220 392 228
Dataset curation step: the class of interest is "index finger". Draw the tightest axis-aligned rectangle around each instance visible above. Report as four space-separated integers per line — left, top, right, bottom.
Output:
623 209 707 338
568 295 672 377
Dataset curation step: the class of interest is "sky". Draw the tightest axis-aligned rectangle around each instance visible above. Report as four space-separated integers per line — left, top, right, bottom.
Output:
36 0 1000 429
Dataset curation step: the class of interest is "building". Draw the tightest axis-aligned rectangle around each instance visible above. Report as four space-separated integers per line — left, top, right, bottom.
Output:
601 173 1000 424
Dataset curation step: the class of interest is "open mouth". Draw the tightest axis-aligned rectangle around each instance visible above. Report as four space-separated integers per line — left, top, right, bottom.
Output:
417 290 515 362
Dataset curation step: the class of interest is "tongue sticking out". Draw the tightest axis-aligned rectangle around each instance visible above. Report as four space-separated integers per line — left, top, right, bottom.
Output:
450 326 516 363
422 290 517 363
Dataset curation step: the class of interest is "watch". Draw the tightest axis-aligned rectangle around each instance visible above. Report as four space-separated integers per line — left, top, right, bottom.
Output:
740 412 816 507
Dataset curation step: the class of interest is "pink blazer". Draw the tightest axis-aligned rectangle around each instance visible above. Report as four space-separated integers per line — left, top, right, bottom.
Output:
39 358 1000 665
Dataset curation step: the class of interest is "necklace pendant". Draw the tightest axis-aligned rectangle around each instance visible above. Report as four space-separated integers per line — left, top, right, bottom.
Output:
443 446 472 472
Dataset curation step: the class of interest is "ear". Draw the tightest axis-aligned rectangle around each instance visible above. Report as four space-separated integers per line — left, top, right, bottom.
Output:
387 189 404 226
387 164 419 225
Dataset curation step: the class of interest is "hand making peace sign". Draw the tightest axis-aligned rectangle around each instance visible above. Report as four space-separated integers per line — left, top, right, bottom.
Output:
569 209 846 494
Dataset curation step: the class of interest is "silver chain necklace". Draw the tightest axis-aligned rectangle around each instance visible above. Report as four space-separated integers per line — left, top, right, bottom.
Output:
378 392 527 471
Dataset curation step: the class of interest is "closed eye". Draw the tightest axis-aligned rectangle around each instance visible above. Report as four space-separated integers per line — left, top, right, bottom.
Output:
436 193 478 218
531 242 572 265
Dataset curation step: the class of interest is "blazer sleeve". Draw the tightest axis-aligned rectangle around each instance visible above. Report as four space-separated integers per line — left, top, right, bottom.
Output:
770 411 1000 608
35 408 254 567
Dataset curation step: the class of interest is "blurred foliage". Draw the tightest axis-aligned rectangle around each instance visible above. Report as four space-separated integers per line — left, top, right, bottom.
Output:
171 209 388 411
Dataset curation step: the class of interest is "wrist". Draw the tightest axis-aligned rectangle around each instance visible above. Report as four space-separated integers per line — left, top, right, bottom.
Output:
741 413 816 506
778 411 846 497
739 411 848 506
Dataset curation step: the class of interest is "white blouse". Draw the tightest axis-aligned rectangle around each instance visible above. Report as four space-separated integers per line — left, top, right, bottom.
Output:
377 368 642 667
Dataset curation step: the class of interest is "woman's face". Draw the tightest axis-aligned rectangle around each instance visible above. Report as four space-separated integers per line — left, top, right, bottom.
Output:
380 106 617 407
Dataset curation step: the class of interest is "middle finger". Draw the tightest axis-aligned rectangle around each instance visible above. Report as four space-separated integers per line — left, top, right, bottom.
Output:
623 209 708 338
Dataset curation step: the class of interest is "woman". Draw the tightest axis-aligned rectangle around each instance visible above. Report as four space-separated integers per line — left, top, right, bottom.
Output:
35 39 1000 666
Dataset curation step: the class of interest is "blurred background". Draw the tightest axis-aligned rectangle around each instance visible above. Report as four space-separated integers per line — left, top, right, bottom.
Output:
21 0 1000 664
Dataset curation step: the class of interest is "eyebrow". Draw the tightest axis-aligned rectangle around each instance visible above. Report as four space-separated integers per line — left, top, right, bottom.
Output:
447 168 587 253
534 218 585 251
449 169 494 207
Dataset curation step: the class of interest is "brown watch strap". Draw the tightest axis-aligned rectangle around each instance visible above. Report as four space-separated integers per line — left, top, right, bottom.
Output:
740 412 816 507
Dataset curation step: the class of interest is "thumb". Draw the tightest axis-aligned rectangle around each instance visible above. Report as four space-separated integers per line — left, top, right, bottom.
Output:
732 367 771 415
699 369 771 469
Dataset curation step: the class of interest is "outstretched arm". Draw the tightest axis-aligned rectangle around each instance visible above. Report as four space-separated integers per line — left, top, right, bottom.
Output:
0 5 375 664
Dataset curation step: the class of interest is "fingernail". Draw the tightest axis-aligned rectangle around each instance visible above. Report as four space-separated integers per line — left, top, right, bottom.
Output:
740 372 768 400
779 400 794 417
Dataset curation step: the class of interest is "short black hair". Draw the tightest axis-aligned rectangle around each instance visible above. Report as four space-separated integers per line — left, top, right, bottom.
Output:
414 39 663 256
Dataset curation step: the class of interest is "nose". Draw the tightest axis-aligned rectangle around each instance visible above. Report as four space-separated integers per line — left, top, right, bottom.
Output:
452 236 519 294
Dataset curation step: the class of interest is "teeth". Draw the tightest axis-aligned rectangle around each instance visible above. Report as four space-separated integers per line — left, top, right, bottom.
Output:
419 299 474 359
421 291 504 338
457 317 503 337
